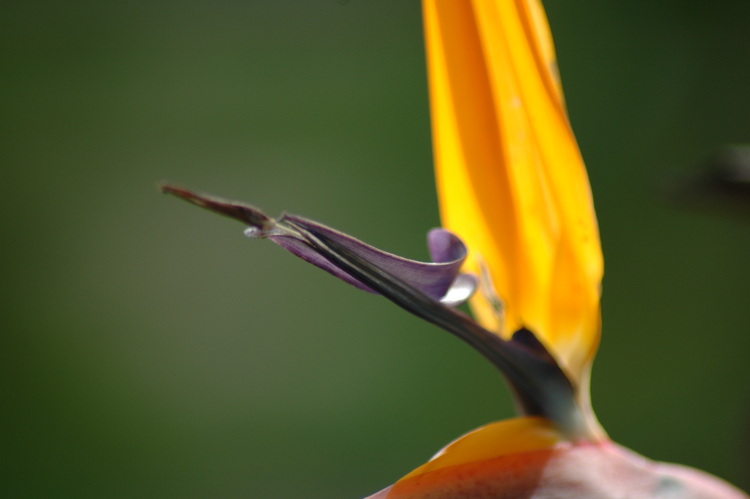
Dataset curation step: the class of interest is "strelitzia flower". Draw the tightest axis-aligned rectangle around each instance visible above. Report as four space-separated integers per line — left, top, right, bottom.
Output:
163 1 748 497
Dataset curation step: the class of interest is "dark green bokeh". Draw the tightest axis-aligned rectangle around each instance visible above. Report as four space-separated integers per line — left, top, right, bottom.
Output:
2 1 748 497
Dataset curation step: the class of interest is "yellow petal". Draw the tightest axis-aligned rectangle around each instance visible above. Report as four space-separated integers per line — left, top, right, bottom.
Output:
422 0 603 381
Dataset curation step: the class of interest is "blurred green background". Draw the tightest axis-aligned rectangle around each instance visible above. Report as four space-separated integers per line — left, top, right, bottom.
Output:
2 1 749 497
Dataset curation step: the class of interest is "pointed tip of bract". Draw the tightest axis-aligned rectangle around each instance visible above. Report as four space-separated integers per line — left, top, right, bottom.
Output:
161 183 276 230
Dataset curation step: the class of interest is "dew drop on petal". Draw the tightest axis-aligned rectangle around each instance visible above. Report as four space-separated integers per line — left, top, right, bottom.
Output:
440 273 478 307
243 226 264 239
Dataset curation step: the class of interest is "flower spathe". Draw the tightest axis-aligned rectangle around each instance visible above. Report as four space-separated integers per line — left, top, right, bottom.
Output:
366 418 746 498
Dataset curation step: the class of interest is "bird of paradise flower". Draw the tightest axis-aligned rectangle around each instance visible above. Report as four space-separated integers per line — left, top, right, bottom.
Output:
163 0 747 497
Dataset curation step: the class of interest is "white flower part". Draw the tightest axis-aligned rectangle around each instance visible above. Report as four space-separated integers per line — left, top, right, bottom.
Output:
439 273 478 307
